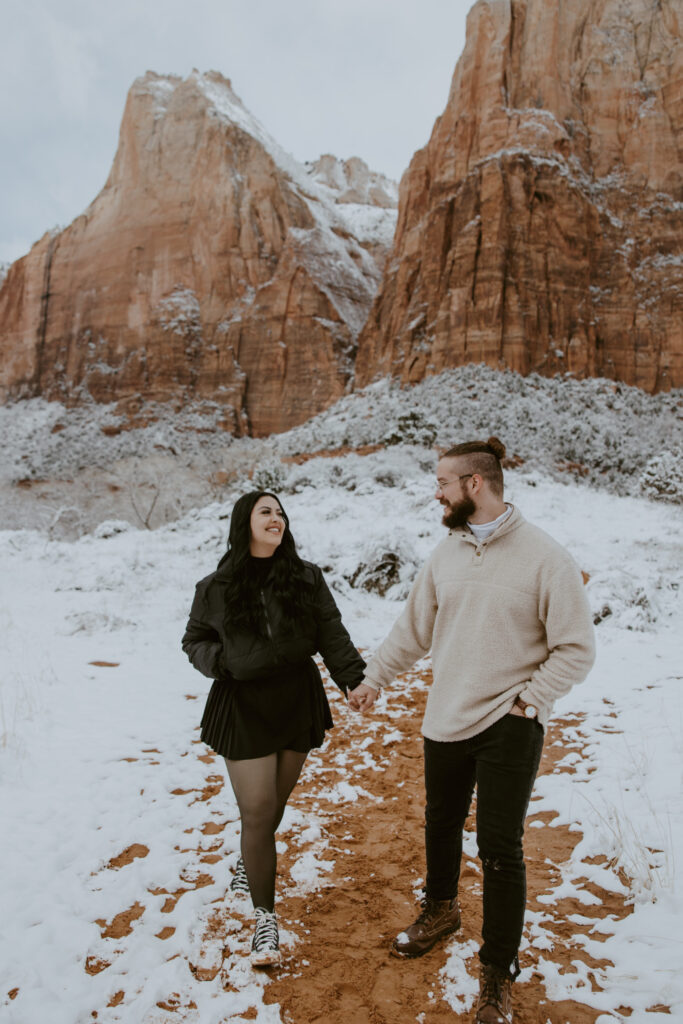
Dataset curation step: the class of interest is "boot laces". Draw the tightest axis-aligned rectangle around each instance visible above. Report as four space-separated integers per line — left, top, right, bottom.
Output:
480 966 509 1008
416 895 444 924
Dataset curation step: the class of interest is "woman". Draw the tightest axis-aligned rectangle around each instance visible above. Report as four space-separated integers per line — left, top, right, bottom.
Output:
181 491 366 967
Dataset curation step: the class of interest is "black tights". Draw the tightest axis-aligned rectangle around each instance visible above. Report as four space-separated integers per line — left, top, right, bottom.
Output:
225 749 308 911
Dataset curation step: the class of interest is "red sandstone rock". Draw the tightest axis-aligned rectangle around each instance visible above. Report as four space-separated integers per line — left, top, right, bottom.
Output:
354 0 682 393
2 0 680 434
0 72 396 435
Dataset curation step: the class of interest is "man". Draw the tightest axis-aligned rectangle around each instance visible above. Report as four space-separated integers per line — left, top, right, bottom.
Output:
349 436 595 1024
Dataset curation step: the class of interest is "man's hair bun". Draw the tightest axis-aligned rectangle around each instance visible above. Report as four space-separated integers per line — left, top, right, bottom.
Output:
486 436 506 460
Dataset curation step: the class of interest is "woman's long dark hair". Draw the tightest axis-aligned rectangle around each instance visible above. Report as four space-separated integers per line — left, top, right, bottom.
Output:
218 491 312 635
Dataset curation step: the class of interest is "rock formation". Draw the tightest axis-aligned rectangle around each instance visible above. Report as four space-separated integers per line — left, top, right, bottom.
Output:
2 0 680 437
355 0 682 393
0 72 397 435
306 155 398 210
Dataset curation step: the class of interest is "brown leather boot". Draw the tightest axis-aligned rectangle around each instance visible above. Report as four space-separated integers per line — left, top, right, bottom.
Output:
391 896 461 958
475 963 513 1023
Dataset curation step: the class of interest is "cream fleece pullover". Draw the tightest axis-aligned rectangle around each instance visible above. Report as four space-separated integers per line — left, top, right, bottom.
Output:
363 506 595 741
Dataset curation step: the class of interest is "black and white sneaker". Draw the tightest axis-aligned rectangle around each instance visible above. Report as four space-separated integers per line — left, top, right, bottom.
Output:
230 855 250 896
250 907 281 967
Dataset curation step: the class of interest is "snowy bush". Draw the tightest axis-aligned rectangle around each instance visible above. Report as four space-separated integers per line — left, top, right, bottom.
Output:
384 411 437 448
250 456 289 493
0 365 680 535
285 446 435 503
639 448 683 504
586 570 661 631
93 519 135 539
345 538 420 599
348 551 402 595
277 367 681 499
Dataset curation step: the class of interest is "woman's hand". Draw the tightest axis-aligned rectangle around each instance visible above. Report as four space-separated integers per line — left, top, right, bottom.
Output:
348 682 379 713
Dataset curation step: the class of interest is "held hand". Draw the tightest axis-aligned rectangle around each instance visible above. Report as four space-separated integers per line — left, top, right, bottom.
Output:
348 682 379 713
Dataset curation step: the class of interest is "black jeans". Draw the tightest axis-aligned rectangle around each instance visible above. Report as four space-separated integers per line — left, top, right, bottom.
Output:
424 714 544 977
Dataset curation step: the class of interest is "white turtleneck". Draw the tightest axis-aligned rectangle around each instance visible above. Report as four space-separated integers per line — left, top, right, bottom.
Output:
467 503 513 543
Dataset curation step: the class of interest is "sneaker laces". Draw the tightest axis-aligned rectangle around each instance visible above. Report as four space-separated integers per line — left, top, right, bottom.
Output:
230 855 250 894
252 908 279 952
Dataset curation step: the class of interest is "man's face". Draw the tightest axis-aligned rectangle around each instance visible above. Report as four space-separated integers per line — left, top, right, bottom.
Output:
435 457 476 529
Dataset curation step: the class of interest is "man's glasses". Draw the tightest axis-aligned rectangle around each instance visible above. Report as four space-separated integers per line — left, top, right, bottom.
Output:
436 473 473 490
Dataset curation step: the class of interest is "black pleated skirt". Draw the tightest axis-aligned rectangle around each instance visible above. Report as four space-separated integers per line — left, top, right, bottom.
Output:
200 658 334 761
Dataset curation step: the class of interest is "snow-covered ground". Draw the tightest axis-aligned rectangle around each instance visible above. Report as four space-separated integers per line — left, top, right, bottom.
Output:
1 441 681 1022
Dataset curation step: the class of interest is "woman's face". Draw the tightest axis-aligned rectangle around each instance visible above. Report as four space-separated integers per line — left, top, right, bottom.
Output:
249 496 286 557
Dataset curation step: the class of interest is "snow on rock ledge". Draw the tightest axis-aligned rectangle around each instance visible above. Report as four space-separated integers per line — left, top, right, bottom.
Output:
0 70 398 438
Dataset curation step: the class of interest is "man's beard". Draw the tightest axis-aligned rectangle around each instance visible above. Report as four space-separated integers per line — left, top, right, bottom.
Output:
441 496 476 529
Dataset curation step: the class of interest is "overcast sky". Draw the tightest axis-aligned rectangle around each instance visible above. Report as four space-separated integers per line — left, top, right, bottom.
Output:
1 0 470 265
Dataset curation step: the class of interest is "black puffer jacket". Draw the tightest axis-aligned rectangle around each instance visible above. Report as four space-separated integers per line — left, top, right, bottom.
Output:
181 559 365 692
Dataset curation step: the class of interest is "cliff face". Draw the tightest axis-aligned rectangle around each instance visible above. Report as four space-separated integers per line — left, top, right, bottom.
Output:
2 0 680 434
355 0 683 392
0 72 396 435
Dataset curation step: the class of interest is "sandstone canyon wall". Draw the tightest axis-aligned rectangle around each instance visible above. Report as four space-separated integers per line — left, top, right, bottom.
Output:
355 0 683 392
0 72 397 435
1 0 681 440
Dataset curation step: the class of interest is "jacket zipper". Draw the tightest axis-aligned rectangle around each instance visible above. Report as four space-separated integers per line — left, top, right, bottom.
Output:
260 589 274 643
